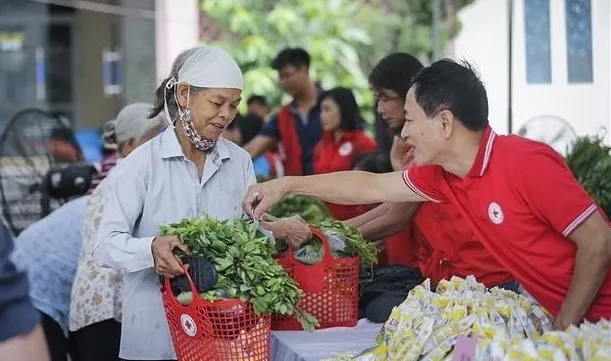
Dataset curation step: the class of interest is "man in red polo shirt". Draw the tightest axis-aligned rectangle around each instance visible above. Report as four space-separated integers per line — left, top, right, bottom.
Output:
244 59 611 329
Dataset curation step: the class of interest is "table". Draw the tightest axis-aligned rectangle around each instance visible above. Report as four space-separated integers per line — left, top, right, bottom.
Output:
271 319 383 361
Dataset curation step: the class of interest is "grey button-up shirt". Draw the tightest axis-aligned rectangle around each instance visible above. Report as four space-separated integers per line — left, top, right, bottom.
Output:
93 125 255 360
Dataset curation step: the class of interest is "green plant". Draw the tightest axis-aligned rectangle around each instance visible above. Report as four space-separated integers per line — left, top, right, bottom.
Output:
565 135 611 217
160 215 318 331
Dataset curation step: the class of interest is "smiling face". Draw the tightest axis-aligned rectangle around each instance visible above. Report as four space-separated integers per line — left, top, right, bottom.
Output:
400 87 453 165
177 84 242 140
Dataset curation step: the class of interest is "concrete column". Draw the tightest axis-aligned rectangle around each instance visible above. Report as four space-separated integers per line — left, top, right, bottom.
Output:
75 4 119 129
155 0 199 82
121 0 156 105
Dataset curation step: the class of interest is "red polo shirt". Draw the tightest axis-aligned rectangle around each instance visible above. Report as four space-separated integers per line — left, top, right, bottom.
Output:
403 126 611 321
314 130 377 220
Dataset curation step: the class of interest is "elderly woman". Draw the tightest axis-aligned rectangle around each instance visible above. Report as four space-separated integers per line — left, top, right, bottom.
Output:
92 46 306 361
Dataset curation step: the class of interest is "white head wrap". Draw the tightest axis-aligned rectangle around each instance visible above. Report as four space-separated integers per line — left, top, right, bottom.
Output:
163 46 243 126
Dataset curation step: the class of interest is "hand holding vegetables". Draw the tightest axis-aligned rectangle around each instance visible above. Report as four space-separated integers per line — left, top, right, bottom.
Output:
261 215 312 248
151 235 190 278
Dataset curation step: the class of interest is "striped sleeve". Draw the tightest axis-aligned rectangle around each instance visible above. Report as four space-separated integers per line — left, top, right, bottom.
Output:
403 165 447 203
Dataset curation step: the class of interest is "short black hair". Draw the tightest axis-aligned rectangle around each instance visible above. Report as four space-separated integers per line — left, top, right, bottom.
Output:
352 152 393 173
369 53 424 100
247 95 268 107
411 59 488 131
320 87 363 131
271 48 310 70
235 114 265 145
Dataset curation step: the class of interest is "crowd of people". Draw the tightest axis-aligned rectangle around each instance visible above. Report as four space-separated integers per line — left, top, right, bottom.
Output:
0 43 609 361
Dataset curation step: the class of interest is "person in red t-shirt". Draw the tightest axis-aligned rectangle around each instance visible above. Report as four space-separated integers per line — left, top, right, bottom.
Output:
347 53 514 287
313 87 377 220
244 59 611 330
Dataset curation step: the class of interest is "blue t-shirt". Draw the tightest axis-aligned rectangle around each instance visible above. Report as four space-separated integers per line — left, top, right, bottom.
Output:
253 156 271 178
12 197 86 335
259 99 323 175
0 219 39 341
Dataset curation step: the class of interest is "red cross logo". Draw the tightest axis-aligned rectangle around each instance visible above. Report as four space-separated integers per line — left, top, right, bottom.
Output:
487 202 504 225
180 314 197 337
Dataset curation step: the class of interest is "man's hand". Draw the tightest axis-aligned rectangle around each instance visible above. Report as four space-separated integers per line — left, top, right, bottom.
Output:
552 314 579 331
151 236 190 278
390 136 416 172
243 178 289 220
261 216 311 248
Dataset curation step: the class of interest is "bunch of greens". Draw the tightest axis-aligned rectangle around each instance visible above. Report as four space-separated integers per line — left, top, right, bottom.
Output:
565 135 611 216
269 195 331 224
275 217 378 266
160 215 318 331
315 218 379 266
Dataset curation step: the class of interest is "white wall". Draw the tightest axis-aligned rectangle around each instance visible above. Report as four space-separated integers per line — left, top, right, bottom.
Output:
155 0 199 81
453 0 611 144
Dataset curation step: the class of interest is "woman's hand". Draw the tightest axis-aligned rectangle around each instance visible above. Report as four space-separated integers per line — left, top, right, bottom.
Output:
151 236 190 278
261 216 311 248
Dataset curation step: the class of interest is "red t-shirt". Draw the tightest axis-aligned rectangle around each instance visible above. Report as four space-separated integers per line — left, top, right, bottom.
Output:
404 126 611 321
314 130 377 220
382 224 419 267
412 203 514 287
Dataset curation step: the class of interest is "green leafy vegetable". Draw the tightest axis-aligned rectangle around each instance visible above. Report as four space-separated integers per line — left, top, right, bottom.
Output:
275 218 379 266
565 135 611 216
315 218 379 266
160 215 319 331
269 195 331 224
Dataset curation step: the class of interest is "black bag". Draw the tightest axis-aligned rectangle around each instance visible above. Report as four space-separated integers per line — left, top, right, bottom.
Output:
160 255 218 296
358 266 423 323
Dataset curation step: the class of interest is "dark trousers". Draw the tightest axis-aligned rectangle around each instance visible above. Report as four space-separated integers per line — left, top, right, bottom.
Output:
40 312 78 361
72 319 121 361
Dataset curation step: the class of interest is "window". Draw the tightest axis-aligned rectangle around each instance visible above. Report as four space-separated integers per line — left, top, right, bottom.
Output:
524 0 552 84
565 0 593 83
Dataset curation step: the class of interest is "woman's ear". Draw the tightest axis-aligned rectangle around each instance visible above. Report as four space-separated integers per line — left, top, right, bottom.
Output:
176 82 190 109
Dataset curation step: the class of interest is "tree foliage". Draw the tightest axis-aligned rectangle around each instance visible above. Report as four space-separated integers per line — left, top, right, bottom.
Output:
200 0 475 122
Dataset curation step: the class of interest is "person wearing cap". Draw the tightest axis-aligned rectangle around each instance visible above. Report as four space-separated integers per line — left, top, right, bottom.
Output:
70 104 165 361
10 104 164 361
92 46 307 361
244 59 611 329
88 120 120 193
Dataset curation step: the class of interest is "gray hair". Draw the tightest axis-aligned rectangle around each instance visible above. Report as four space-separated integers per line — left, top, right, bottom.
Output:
149 47 206 122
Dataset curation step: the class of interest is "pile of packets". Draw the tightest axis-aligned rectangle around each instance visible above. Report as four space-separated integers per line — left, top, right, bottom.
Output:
325 276 610 361
474 319 611 360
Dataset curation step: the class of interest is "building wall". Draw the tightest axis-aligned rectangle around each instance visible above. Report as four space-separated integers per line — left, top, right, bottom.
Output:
453 0 611 145
155 0 199 82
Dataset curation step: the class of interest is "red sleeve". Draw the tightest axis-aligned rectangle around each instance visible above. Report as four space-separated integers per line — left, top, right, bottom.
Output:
516 148 598 237
403 165 448 203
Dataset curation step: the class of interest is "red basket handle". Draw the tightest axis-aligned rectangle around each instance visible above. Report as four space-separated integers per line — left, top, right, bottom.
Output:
163 265 244 309
283 227 335 267
163 264 199 308
281 227 337 293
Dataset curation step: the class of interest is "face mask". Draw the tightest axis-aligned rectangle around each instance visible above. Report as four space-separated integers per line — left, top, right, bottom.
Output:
178 107 216 151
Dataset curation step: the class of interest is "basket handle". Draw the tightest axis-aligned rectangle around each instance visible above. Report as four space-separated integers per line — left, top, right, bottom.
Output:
284 227 335 267
163 264 199 308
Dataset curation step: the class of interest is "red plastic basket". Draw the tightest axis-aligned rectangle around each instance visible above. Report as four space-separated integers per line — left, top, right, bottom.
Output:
272 227 359 330
161 268 271 361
